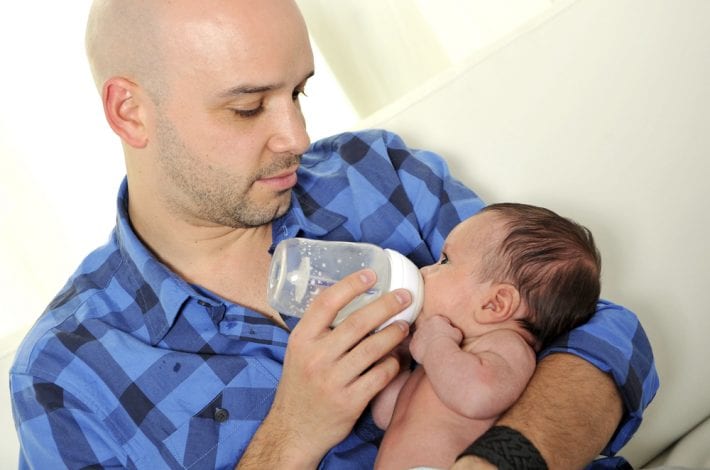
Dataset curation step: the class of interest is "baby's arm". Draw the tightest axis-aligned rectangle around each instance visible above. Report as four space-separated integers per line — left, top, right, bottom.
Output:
370 337 412 429
370 368 410 429
410 315 536 419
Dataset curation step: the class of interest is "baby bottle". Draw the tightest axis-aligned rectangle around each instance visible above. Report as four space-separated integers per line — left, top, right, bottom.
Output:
267 238 423 331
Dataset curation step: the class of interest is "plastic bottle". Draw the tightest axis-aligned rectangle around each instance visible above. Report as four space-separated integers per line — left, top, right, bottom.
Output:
267 238 423 330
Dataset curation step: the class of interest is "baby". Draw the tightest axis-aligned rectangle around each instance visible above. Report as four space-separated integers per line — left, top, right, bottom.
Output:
372 202 601 470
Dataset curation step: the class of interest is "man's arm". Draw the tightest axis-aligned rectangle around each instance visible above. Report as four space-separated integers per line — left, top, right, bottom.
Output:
453 299 658 469
452 353 623 470
11 376 132 468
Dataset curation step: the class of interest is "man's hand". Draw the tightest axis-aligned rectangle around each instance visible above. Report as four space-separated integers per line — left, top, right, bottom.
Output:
409 314 463 364
238 269 411 469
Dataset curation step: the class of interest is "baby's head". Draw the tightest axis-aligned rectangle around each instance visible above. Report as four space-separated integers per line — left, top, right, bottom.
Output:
419 203 601 349
477 203 601 348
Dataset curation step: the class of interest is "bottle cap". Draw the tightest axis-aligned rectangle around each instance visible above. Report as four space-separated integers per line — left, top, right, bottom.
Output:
376 249 424 331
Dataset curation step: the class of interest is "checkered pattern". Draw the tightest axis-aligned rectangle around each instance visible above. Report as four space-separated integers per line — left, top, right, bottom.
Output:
10 130 657 469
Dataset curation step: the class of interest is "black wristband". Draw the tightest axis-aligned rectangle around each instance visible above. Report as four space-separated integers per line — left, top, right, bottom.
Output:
457 425 548 470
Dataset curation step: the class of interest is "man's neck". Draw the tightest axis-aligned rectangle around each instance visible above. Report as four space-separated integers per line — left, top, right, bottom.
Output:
128 195 286 327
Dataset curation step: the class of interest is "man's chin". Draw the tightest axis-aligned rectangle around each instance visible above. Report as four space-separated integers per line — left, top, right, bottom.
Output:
271 198 292 222
240 193 292 227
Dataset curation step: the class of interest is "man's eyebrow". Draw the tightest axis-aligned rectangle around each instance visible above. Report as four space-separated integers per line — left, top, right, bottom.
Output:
219 71 315 99
219 84 278 98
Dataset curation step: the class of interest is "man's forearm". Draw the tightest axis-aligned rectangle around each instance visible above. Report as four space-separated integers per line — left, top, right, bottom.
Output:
499 353 622 469
237 412 321 470
451 353 622 470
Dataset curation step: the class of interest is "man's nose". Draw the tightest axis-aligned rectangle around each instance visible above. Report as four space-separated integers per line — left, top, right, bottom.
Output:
268 102 310 156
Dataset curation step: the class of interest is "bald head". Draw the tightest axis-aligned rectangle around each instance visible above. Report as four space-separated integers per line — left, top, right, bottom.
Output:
86 0 314 230
85 0 165 98
86 0 310 103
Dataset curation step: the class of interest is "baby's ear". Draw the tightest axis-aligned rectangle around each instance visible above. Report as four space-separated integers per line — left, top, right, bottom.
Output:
475 283 521 324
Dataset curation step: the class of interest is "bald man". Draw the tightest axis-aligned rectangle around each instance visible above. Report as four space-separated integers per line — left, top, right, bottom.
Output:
10 1 657 469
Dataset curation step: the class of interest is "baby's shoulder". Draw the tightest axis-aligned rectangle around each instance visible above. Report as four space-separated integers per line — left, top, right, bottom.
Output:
466 328 535 363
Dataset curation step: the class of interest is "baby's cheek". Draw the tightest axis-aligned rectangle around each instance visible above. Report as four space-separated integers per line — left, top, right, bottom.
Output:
414 301 432 326
419 284 437 314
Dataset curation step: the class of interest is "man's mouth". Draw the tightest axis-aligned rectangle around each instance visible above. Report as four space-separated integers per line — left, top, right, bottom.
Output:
257 167 299 191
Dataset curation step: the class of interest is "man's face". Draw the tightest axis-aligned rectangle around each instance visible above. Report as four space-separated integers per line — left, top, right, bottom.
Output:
417 212 501 334
147 0 314 228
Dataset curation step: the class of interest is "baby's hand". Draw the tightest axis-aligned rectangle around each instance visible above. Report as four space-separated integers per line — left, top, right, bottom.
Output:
388 334 412 371
409 315 463 363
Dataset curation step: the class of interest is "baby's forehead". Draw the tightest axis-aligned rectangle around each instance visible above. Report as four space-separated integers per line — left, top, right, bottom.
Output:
449 211 506 246
462 210 507 233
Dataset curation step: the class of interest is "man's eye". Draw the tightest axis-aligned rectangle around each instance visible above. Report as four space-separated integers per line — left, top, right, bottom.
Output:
438 253 449 265
233 106 264 118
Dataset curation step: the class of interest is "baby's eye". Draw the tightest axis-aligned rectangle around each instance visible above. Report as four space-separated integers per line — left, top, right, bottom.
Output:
292 87 307 101
438 252 449 265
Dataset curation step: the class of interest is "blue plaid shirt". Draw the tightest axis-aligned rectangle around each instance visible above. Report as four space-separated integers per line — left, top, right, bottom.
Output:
11 130 657 469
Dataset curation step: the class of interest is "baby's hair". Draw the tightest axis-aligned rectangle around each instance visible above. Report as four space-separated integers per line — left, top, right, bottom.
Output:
479 203 601 348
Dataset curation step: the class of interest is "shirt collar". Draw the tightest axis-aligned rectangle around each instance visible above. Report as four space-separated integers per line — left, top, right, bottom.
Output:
270 158 349 246
113 173 346 344
272 188 346 244
114 178 220 344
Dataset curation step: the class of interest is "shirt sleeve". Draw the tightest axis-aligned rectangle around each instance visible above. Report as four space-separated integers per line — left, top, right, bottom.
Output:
304 129 486 267
368 130 659 454
11 374 132 469
377 129 486 259
300 129 659 461
539 299 659 455
333 130 659 456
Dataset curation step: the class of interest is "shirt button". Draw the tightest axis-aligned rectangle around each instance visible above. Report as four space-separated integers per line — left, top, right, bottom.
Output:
214 407 229 423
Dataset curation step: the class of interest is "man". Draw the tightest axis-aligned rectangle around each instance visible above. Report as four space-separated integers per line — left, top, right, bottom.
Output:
11 1 657 469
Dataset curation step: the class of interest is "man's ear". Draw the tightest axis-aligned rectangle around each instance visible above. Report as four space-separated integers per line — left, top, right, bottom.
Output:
102 77 149 149
475 283 521 324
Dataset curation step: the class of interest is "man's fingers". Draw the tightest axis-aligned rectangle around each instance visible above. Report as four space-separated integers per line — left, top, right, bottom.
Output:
296 269 378 334
348 352 403 403
286 275 412 408
338 318 410 384
332 288 412 351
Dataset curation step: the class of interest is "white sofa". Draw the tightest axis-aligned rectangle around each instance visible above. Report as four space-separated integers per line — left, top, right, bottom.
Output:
1 333 21 467
359 0 710 468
